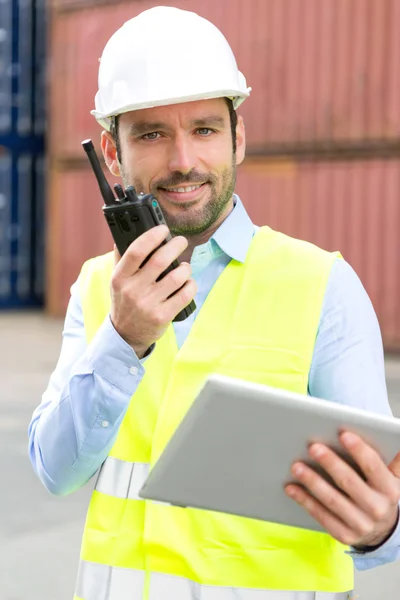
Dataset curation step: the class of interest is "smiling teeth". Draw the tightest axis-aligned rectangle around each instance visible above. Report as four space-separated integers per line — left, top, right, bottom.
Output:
168 184 203 193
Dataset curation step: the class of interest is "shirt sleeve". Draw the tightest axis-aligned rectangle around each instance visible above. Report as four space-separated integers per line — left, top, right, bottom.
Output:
309 258 400 569
28 276 149 496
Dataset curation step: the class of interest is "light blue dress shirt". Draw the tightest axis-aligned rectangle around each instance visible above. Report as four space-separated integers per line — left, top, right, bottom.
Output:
28 196 400 570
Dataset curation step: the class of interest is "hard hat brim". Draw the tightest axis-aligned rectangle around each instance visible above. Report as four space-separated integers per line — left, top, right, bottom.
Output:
91 88 251 131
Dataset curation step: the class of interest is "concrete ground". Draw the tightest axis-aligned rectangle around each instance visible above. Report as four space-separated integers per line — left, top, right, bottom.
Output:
1 311 399 599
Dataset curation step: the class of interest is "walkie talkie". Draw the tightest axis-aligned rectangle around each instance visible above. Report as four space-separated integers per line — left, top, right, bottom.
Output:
82 139 196 322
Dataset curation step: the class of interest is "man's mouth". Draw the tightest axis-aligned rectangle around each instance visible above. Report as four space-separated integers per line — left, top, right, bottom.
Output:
157 182 208 203
160 183 205 193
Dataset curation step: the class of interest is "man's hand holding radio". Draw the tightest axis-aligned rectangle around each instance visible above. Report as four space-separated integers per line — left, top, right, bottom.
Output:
110 225 197 358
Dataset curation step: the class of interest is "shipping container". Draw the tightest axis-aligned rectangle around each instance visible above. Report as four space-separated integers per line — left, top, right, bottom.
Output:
48 156 400 350
46 0 400 348
236 157 400 349
0 0 46 308
48 0 400 158
47 164 118 313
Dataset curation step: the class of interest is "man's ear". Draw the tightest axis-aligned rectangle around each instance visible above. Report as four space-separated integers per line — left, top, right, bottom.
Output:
235 115 246 167
101 130 121 177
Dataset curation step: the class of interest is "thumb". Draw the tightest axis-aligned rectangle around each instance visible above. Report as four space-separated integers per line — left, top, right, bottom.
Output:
113 244 121 266
388 452 400 479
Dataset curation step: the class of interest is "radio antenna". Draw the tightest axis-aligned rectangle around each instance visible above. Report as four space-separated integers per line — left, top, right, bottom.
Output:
82 139 115 206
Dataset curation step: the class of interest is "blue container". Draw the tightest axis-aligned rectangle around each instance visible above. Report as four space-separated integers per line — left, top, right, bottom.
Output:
0 0 45 308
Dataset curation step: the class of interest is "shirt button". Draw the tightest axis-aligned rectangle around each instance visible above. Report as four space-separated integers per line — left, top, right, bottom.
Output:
101 420 109 428
129 366 139 375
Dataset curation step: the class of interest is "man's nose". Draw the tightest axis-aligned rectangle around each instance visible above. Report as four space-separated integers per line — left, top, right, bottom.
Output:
167 135 197 174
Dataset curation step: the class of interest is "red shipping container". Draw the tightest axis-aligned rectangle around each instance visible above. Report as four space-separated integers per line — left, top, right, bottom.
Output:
48 0 400 158
236 157 400 349
47 165 119 313
46 0 400 349
48 157 400 350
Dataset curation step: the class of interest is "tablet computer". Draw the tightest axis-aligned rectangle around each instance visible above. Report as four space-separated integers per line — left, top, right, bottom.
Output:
139 374 400 532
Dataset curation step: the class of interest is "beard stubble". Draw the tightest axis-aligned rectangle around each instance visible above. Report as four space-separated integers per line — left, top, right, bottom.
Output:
120 158 237 237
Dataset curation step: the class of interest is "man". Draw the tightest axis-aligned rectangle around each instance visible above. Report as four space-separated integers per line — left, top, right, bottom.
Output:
29 6 400 600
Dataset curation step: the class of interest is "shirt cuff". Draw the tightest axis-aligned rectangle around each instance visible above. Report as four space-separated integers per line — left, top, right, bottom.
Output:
347 504 400 568
73 314 148 395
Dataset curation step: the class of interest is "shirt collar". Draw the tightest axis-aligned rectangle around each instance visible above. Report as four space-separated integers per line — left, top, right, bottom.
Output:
211 194 256 263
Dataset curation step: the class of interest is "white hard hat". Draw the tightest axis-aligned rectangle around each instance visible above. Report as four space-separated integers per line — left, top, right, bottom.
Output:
91 6 251 130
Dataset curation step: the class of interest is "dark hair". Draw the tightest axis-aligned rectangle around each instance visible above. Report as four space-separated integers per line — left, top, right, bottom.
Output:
110 97 238 164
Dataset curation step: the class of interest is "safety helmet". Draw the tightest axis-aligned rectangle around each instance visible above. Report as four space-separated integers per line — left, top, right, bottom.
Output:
91 6 251 130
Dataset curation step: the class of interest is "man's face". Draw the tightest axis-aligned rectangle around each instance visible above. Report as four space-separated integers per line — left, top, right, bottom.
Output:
102 98 246 237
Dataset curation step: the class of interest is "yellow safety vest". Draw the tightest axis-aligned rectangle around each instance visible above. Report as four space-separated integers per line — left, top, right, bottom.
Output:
75 226 353 600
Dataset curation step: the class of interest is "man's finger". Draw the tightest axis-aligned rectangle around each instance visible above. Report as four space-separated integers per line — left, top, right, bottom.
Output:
162 278 197 322
290 461 374 535
389 452 400 479
307 442 386 517
339 432 399 500
113 244 121 267
149 262 192 303
113 225 170 279
285 484 357 546
139 235 188 286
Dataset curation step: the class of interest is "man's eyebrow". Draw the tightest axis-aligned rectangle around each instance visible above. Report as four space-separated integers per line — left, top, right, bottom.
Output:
128 122 169 136
190 115 226 128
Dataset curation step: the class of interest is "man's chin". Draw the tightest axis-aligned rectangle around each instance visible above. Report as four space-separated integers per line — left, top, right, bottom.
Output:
167 220 212 237
159 189 234 236
166 207 228 237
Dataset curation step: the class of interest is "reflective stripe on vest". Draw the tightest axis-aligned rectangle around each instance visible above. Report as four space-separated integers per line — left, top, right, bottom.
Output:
95 458 149 499
75 561 353 600
75 560 144 600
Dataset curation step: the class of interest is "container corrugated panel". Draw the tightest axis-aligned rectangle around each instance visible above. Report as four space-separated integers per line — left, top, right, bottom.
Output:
47 0 400 348
0 151 12 299
48 166 119 314
0 0 46 308
236 157 400 349
0 0 12 133
49 157 400 348
49 0 400 155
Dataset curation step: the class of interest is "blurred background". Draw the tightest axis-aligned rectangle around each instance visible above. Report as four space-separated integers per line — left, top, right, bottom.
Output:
2 0 400 598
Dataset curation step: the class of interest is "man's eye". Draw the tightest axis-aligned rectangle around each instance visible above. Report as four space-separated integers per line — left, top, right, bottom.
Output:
142 132 160 140
197 128 214 136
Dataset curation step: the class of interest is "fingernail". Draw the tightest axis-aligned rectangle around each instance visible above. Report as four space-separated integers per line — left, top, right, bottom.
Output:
286 487 296 498
292 463 304 477
310 444 325 458
341 432 357 447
